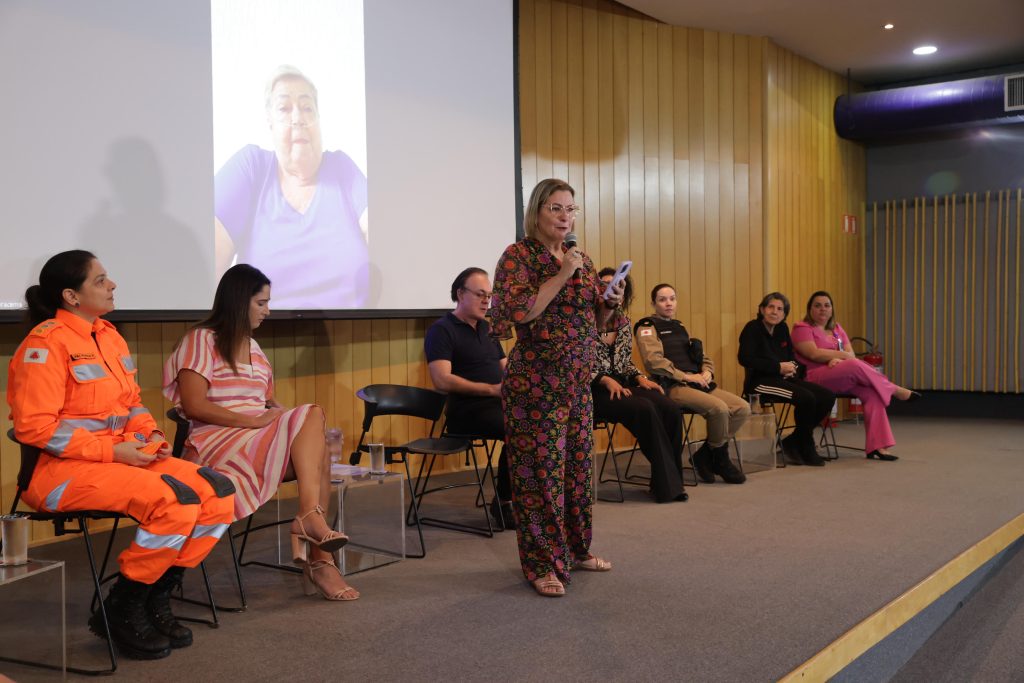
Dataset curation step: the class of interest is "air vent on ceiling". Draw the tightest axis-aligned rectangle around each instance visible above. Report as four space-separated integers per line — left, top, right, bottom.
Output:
1006 74 1024 112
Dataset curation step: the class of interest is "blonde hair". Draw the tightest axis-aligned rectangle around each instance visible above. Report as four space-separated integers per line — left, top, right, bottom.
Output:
523 178 574 239
264 65 319 113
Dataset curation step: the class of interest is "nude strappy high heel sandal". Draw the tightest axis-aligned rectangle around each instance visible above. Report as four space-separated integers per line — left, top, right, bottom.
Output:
302 559 360 601
290 505 349 564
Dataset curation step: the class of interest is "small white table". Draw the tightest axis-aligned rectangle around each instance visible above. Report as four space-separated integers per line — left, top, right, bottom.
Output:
734 412 779 472
331 468 406 575
0 558 66 679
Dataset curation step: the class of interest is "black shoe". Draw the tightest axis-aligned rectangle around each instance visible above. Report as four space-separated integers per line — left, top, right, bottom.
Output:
866 450 899 461
710 446 746 484
691 443 715 483
780 435 804 466
801 449 826 467
89 575 172 660
799 432 826 467
490 498 515 531
906 391 922 402
147 566 193 648
674 491 690 502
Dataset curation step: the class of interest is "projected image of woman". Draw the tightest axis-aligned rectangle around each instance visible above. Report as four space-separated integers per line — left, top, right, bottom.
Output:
215 66 368 309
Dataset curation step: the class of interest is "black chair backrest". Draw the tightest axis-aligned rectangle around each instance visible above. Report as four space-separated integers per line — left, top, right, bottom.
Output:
356 384 448 431
165 408 191 458
6 429 41 494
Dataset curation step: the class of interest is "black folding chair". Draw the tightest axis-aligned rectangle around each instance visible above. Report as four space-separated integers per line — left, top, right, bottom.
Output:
439 423 508 528
1 430 218 675
595 420 641 503
818 394 865 460
597 407 701 503
815 337 875 459
165 410 249 611
349 384 490 558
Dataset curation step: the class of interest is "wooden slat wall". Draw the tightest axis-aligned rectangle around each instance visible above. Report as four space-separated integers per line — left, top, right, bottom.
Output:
764 42 867 344
520 0 769 401
520 0 865 434
1 0 866 542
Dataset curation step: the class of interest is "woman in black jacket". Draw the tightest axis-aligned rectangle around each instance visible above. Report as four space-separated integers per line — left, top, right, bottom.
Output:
737 292 835 466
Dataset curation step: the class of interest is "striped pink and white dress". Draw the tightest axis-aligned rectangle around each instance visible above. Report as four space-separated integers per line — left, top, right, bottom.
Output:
162 328 316 519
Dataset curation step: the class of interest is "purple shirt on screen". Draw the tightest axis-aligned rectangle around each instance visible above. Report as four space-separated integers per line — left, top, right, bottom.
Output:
215 145 369 309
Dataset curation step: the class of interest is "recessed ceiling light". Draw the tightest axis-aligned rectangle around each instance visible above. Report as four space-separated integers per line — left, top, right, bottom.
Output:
913 45 938 55
883 23 894 30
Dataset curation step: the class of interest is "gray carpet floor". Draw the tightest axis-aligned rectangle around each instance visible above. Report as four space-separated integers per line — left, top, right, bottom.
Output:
3 416 1024 682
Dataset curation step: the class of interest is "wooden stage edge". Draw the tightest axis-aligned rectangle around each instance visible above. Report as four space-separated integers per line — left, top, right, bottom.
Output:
779 509 1024 682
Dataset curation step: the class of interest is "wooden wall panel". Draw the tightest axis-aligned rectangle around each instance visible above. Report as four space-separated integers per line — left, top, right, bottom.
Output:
520 0 864 430
764 42 866 352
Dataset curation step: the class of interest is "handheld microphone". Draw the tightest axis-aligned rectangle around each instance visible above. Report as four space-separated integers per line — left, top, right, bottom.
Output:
563 232 580 275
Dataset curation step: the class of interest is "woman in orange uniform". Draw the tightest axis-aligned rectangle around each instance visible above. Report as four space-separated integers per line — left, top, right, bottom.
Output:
7 250 235 660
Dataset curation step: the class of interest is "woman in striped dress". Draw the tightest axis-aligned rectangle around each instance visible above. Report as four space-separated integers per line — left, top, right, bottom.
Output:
163 264 358 601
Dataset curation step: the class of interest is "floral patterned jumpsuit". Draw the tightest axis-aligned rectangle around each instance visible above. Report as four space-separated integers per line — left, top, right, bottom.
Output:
490 238 622 584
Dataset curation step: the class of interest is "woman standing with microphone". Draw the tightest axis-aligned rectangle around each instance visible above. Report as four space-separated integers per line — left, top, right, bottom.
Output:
490 178 624 598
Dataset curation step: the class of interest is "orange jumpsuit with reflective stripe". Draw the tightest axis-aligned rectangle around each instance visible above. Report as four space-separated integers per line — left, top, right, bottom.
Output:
7 309 234 584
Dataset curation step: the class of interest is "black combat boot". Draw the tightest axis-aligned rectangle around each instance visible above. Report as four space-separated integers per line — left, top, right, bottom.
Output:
147 566 193 648
710 445 746 484
691 442 715 483
89 575 172 660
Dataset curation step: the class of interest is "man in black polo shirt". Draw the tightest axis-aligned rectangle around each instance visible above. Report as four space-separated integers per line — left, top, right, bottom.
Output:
424 267 511 528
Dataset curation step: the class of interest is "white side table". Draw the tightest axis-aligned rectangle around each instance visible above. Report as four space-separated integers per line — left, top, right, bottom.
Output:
0 559 66 679
331 468 406 575
734 412 779 473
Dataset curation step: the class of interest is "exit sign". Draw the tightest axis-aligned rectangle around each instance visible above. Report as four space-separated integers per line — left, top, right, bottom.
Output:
843 214 858 234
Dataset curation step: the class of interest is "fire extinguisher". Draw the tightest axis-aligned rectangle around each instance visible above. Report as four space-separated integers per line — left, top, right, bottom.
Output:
853 336 884 376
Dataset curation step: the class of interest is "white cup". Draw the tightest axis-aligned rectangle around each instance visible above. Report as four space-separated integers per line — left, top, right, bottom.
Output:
1 514 30 566
368 443 387 474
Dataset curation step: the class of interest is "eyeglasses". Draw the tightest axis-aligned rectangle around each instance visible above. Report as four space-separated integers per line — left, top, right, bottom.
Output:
270 102 319 125
542 203 581 217
460 287 493 301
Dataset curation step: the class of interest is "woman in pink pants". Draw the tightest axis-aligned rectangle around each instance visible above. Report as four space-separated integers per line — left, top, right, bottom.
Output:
791 291 920 461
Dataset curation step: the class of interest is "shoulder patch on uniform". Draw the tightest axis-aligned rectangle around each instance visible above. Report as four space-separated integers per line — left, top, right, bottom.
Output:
633 317 654 335
24 348 49 364
30 320 61 337
639 328 654 337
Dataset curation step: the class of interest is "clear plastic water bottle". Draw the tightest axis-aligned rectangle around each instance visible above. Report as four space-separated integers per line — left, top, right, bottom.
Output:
326 428 343 466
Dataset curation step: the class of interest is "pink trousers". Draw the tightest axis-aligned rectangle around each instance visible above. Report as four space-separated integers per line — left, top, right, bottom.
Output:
805 359 897 454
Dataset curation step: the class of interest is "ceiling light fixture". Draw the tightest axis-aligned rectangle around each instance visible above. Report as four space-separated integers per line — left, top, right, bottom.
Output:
883 23 894 30
913 45 938 55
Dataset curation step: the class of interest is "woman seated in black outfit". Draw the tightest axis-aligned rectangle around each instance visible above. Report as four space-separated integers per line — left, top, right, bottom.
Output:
737 292 835 467
592 269 688 503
